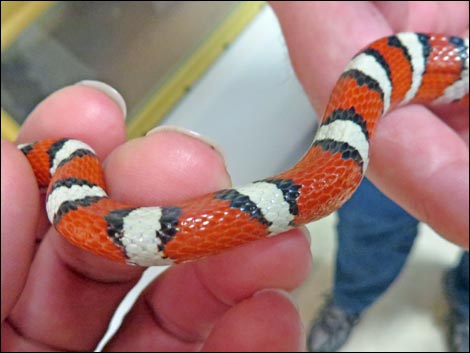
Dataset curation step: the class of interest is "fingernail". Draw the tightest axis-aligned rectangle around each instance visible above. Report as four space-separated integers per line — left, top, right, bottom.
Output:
76 80 127 119
254 288 299 310
146 125 225 161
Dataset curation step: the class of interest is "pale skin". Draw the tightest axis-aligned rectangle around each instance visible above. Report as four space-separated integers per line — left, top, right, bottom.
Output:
271 1 469 248
1 2 468 351
1 84 311 351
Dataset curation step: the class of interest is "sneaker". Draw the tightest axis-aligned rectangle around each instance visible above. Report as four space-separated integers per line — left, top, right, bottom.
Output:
446 310 469 352
443 271 469 352
307 297 360 352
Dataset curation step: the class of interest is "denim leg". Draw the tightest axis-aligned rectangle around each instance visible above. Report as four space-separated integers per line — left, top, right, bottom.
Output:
333 177 419 315
444 252 469 318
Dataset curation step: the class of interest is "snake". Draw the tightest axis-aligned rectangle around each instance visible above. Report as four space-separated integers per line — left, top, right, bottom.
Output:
18 33 469 267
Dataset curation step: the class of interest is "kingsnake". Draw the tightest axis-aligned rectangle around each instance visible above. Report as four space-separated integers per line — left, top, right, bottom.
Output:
18 33 469 266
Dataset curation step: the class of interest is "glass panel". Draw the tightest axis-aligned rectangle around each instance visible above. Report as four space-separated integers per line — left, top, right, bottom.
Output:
1 1 239 123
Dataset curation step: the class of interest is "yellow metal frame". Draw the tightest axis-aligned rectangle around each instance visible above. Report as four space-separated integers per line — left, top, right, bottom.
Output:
1 1 54 141
1 1 54 52
1 108 19 141
1 1 265 141
127 1 265 138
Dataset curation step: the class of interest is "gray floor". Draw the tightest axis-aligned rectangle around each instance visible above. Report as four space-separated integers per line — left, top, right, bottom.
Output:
301 216 461 352
99 6 463 351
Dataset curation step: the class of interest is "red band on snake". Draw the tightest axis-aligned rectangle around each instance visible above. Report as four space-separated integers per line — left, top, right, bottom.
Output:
18 33 469 266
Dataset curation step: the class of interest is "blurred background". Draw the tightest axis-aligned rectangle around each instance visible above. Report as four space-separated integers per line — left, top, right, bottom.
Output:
1 2 463 351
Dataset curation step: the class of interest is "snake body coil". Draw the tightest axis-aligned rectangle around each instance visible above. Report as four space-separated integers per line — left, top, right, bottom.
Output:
19 33 469 266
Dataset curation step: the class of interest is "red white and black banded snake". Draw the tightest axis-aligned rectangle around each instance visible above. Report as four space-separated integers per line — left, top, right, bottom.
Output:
18 33 469 266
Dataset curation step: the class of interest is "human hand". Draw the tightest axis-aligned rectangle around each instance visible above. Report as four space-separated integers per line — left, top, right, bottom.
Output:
271 1 469 248
1 83 312 351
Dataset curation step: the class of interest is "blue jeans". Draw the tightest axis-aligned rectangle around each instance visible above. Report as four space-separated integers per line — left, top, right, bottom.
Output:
333 177 469 318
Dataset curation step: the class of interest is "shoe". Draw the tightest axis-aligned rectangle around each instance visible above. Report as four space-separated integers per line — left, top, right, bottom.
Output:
444 271 469 352
307 296 360 352
446 310 469 352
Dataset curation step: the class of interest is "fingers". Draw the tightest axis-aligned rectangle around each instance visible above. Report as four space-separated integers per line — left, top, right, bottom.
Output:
6 119 231 351
16 82 127 157
270 1 391 111
16 81 127 244
374 1 469 34
271 1 469 113
16 82 129 242
3 78 129 345
272 2 469 247
104 228 311 351
201 289 304 352
1 140 38 321
3 82 130 351
104 130 230 205
367 105 469 248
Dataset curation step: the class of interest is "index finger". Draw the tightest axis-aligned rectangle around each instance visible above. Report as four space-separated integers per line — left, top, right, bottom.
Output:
16 81 127 157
